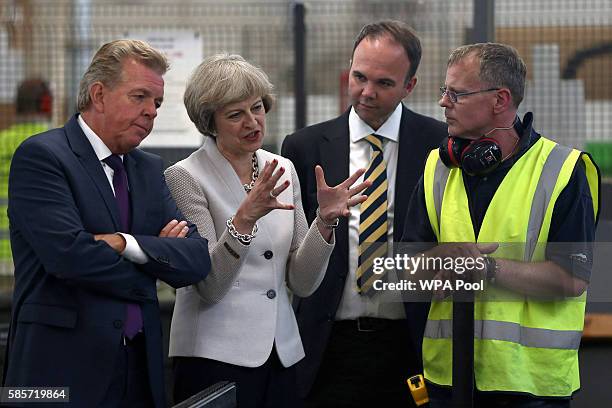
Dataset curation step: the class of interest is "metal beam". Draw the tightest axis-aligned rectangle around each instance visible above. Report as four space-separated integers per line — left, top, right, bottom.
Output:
472 0 495 43
293 2 306 131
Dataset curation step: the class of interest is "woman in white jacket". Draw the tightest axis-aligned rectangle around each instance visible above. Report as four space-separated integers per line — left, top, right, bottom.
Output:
165 54 369 407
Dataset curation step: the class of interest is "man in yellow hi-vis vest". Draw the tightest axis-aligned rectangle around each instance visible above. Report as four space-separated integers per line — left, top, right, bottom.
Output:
401 43 599 407
0 79 52 270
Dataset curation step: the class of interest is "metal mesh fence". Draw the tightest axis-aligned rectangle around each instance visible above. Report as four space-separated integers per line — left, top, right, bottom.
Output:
301 0 464 135
496 0 612 168
0 0 609 277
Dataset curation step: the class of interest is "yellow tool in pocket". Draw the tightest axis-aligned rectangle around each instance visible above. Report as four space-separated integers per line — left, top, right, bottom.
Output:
407 374 429 406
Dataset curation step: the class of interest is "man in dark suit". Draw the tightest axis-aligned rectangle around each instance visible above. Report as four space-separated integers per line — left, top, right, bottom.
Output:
282 21 447 407
3 39 211 407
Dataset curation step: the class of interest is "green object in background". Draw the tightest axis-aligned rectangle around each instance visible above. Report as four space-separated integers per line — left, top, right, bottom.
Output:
585 142 612 177
0 123 49 264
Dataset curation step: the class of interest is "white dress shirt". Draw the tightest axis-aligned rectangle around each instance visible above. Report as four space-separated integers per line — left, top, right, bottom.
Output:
335 103 406 320
77 115 147 264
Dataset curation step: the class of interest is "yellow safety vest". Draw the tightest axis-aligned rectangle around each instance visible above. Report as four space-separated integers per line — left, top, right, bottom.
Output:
0 122 48 262
422 136 599 397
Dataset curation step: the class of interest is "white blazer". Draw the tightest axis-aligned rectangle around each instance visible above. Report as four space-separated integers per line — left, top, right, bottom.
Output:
166 137 334 367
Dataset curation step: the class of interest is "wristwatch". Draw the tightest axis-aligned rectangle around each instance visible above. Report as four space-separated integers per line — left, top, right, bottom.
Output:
485 256 498 284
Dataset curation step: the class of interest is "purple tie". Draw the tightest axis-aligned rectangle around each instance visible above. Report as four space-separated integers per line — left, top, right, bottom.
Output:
103 154 142 339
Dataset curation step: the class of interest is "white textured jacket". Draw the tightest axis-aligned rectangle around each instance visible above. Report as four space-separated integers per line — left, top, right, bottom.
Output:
165 137 334 367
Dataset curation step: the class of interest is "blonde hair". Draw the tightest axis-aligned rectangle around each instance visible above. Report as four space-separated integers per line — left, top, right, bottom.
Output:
77 39 169 112
183 53 275 137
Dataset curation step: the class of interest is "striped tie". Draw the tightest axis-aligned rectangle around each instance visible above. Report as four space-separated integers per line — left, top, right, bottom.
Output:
356 134 388 296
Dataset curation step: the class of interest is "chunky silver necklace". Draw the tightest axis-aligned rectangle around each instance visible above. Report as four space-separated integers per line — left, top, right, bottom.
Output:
242 153 259 193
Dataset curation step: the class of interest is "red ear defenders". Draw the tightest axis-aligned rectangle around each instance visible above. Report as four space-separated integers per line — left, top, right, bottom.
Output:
39 91 52 114
16 79 52 116
439 136 503 176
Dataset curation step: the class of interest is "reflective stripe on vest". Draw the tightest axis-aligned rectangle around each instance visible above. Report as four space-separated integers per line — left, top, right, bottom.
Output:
431 157 449 241
525 144 575 260
424 319 582 350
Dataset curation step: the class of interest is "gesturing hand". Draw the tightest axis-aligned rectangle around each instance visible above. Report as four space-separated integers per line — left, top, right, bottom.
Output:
315 165 371 224
233 159 295 234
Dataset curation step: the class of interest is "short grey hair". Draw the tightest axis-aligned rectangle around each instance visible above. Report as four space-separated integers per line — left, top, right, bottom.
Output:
448 42 527 108
77 39 169 112
184 53 275 137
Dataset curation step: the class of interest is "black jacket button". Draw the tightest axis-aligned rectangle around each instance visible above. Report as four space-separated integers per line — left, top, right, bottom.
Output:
266 289 276 299
264 250 273 260
113 320 123 329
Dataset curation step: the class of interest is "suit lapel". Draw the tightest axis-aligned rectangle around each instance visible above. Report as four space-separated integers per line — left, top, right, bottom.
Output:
124 153 147 234
65 115 121 231
394 106 417 241
320 112 350 269
204 137 248 209
394 106 427 241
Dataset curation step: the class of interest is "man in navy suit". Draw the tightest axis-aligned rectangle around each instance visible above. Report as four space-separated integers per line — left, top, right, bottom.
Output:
282 21 447 407
3 39 211 407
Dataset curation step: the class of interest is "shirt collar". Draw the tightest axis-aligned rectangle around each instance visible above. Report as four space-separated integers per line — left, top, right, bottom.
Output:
77 114 123 161
349 103 402 143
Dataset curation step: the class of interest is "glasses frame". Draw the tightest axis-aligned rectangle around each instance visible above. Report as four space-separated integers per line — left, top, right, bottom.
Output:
439 86 500 103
